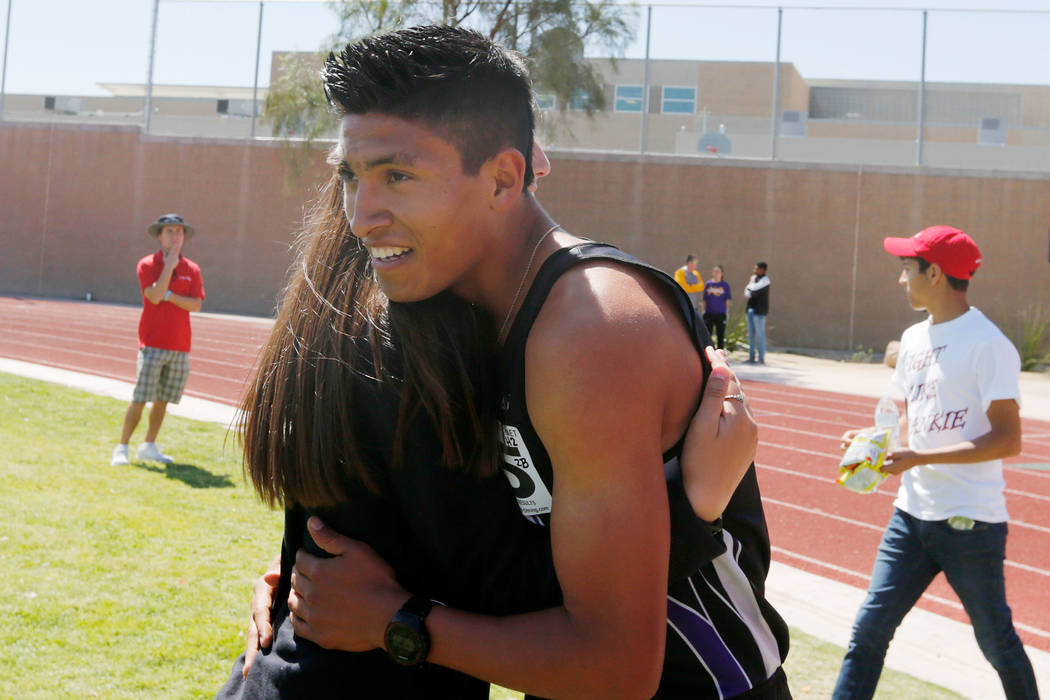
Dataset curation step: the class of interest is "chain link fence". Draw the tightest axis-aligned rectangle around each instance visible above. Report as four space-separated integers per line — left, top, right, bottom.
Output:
2 1 1049 172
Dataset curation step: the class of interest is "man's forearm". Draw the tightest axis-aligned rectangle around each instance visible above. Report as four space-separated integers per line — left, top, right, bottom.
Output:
909 429 1021 465
143 268 175 304
166 292 203 312
901 399 1021 467
425 599 663 700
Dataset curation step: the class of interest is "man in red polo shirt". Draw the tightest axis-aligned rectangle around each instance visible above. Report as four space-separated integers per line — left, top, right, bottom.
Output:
111 214 206 466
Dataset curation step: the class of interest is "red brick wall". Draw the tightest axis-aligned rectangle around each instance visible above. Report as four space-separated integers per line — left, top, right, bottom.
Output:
539 153 1050 351
0 122 326 315
2 122 1047 351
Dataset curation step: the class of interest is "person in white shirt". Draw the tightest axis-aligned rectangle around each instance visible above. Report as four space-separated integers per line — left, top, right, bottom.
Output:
832 226 1038 700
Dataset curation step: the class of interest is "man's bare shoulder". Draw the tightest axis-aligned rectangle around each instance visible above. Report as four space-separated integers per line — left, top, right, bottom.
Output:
530 259 687 353
522 257 704 459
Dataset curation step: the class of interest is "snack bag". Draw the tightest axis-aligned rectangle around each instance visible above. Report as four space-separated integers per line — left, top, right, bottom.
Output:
837 429 891 494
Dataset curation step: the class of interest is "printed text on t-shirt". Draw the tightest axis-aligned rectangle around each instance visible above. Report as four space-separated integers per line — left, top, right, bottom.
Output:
899 344 947 373
910 408 968 435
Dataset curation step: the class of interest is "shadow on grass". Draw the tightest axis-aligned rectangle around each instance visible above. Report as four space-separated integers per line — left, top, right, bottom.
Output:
132 461 235 488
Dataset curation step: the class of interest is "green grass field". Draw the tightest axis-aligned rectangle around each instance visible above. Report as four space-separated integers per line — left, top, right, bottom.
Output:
0 372 960 699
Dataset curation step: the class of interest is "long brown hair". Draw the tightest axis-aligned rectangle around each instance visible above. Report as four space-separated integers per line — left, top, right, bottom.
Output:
241 173 501 509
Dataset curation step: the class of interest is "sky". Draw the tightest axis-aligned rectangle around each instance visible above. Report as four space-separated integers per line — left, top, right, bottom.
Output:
2 0 1049 97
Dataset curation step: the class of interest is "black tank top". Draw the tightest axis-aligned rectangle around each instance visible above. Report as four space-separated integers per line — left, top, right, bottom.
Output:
497 242 791 699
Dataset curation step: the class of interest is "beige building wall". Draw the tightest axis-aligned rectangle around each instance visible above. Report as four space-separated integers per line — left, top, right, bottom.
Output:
2 122 1047 353
7 55 1050 169
542 60 807 154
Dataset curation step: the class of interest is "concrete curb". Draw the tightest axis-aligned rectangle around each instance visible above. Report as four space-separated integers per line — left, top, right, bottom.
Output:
0 357 239 428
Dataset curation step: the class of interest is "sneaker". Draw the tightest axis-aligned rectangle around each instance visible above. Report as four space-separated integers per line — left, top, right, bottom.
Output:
137 442 174 464
111 444 130 466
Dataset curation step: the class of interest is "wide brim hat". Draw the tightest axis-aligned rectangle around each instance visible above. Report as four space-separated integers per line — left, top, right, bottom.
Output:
148 213 196 238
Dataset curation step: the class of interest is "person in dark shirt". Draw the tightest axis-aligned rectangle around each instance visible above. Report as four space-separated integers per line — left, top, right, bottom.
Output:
702 264 732 350
745 261 771 364
219 26 789 699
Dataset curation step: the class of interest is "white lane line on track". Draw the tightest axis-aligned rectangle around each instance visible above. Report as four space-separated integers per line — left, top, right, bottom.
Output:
759 441 1050 502
742 381 876 404
1005 487 1050 503
758 464 1050 536
759 441 842 460
763 497 887 532
0 338 138 364
759 424 1050 469
6 323 271 350
4 312 272 345
1010 519 1050 535
756 462 898 498
771 546 870 582
751 402 872 422
759 423 1050 470
3 333 260 372
757 422 848 442
767 505 1050 577
772 546 1050 638
0 356 247 392
1012 459 1050 473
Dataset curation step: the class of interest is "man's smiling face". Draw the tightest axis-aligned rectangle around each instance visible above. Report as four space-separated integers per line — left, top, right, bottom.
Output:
338 113 496 304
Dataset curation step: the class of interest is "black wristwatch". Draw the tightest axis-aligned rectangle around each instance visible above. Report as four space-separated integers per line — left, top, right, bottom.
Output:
384 595 439 666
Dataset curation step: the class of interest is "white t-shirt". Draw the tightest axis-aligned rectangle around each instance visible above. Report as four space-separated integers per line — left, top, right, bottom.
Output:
891 307 1021 523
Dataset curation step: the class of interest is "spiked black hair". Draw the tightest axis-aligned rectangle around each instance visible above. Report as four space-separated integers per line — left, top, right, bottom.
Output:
323 25 535 184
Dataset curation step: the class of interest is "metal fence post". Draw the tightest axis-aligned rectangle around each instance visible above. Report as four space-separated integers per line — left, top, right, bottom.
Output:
916 9 927 166
144 0 160 134
251 1 264 139
0 0 14 120
770 7 782 160
640 5 652 154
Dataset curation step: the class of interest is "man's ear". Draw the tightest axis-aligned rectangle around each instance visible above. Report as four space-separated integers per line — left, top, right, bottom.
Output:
485 148 527 210
927 262 944 285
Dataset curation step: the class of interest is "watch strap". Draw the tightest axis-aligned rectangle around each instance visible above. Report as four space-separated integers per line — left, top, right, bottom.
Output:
400 595 438 620
384 595 440 667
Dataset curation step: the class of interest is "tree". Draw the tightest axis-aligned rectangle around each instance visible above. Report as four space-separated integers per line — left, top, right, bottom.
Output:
262 0 636 160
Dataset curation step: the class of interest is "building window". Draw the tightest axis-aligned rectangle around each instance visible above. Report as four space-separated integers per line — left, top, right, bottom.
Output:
662 86 696 115
569 90 590 111
535 93 556 111
615 85 644 112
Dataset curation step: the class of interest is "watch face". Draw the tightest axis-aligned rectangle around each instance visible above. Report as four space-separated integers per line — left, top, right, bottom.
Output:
385 621 425 666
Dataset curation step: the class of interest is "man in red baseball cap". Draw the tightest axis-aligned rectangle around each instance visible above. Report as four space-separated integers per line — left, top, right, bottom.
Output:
832 226 1036 699
882 224 982 280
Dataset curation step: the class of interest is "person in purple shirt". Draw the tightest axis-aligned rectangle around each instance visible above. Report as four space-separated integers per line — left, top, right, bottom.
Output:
702 264 732 350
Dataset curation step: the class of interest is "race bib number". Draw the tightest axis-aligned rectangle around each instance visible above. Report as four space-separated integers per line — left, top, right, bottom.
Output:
499 424 552 517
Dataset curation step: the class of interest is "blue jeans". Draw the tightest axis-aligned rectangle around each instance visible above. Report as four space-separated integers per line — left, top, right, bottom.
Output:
833 509 1038 700
746 309 766 362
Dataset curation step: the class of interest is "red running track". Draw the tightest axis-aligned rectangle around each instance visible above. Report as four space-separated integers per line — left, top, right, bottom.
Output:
3 296 1049 653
